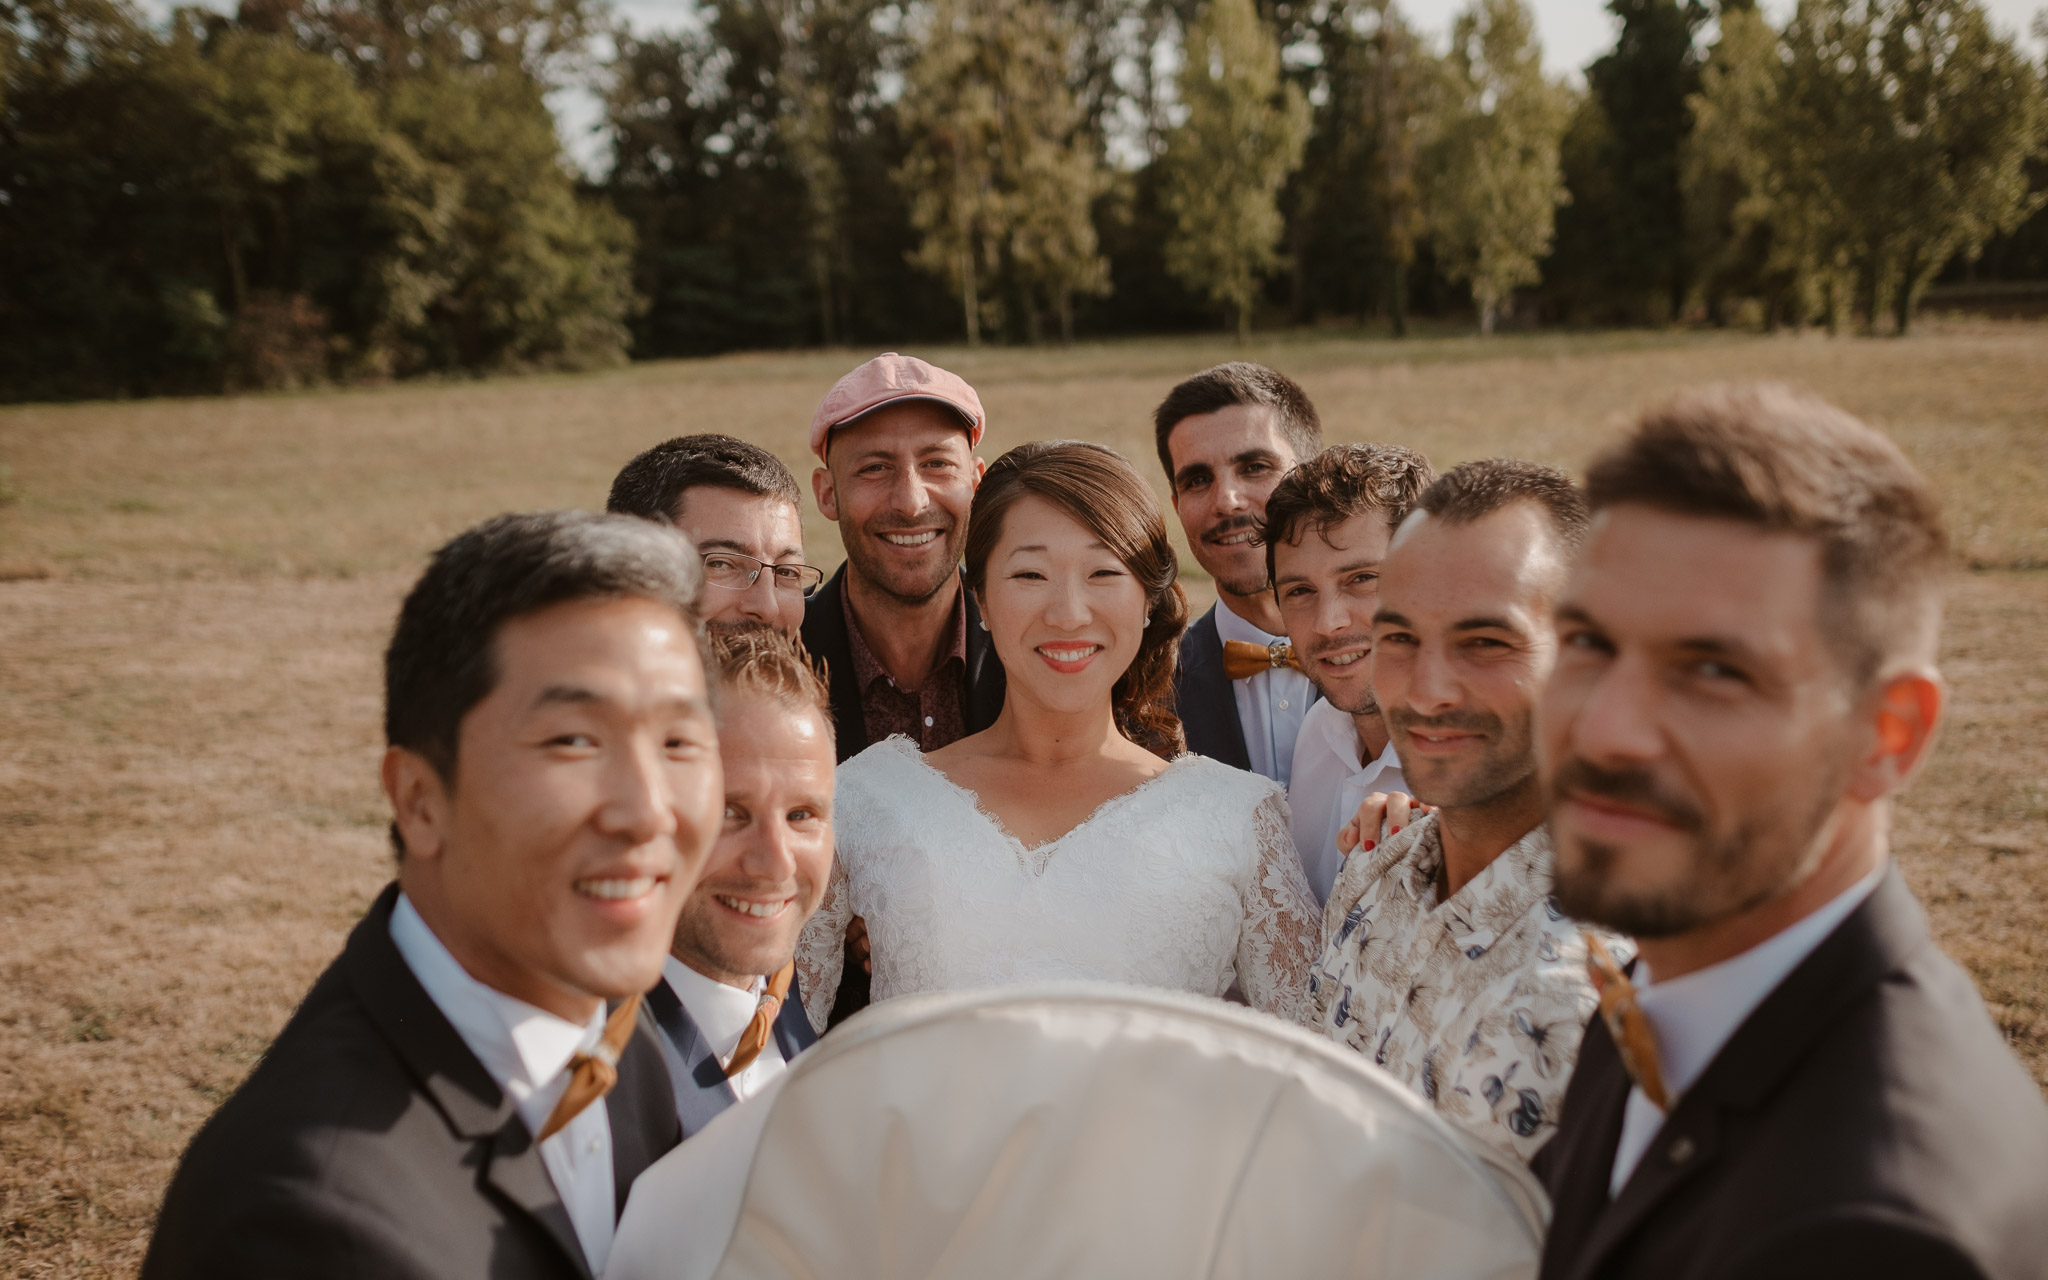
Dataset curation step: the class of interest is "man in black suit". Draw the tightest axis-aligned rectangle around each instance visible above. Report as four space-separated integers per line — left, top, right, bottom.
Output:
1533 386 2048 1280
800 353 1005 1024
1153 363 1324 782
647 627 828 1135
143 512 726 1280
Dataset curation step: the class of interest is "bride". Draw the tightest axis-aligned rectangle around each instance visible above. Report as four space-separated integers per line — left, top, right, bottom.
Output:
796 440 1320 1030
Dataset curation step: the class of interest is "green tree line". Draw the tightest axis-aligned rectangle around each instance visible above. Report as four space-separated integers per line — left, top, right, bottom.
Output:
3 0 2044 401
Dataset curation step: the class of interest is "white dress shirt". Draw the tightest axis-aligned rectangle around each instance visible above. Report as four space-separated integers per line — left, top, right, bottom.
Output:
389 894 619 1275
1285 697 1408 904
1608 864 1887 1194
1213 598 1315 787
661 955 789 1102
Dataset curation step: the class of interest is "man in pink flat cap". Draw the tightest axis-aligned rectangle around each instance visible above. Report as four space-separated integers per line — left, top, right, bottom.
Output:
798 354 1008 1025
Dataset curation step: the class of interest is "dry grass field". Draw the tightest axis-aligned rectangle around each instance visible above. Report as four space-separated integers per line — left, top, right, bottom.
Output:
3 321 2046 1277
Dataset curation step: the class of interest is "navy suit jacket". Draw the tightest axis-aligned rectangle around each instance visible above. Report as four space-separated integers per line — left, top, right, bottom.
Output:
644 974 819 1139
1174 604 1250 770
1533 869 2048 1280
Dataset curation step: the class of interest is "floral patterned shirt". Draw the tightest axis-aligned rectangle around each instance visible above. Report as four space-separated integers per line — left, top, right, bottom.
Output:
1302 812 1631 1162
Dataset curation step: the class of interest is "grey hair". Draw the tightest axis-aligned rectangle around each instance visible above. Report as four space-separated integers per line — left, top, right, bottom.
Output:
383 511 711 852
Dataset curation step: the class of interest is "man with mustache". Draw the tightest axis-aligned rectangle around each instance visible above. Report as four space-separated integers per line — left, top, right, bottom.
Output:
608 435 822 638
1261 443 1435 903
1155 363 1324 783
1303 460 1625 1162
800 353 1005 1023
1534 386 2048 1280
647 626 830 1136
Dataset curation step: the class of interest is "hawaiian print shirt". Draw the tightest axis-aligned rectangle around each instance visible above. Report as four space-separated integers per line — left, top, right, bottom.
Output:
1302 812 1632 1162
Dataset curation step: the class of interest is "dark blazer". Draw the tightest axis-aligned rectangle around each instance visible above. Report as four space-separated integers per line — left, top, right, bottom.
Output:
1174 604 1250 770
1533 869 2048 1280
142 884 682 1280
644 973 818 1138
799 562 1006 766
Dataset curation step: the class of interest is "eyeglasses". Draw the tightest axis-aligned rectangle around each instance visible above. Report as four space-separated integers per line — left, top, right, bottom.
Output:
702 550 826 597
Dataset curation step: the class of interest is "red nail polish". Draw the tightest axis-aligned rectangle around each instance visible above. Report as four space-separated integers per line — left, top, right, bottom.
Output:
1361 840 1375 851
1392 825 1403 834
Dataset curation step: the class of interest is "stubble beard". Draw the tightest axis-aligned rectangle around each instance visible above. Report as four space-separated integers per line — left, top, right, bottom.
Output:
844 522 964 608
1385 704 1534 810
670 893 799 987
1548 756 1846 940
1303 637 1377 715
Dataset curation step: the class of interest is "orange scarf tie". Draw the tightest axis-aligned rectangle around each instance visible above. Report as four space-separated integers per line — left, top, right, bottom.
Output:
535 992 643 1144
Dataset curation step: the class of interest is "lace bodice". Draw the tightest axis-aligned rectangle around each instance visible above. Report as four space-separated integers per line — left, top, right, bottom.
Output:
797 737 1322 1034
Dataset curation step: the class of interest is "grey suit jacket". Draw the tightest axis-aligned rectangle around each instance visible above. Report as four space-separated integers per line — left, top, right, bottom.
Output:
1533 869 2048 1280
1174 604 1250 770
644 973 818 1138
142 884 682 1280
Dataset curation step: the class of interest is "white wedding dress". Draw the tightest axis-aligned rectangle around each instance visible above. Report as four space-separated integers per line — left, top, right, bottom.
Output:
796 736 1322 1033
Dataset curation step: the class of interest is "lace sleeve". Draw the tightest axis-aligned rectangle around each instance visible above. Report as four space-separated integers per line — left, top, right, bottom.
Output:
1236 787 1322 1023
795 855 850 1037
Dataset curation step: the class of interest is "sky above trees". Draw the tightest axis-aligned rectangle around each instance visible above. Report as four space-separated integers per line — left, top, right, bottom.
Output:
139 0 2048 173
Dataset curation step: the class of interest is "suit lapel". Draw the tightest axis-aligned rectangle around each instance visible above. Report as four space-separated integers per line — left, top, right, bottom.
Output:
1176 606 1250 769
482 1119 595 1280
800 565 869 761
962 577 1007 734
775 981 819 1059
1553 870 1929 1280
1537 1020 1632 1280
609 1022 683 1215
645 979 739 1138
344 884 592 1278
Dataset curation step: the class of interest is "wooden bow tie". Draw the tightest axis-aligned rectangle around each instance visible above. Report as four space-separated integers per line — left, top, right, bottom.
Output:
1584 931 1670 1111
725 962 794 1078
1222 638 1301 681
535 992 643 1144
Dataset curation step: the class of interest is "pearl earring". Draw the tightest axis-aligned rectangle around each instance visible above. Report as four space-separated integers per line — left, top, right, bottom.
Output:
1143 613 1152 626
978 618 989 632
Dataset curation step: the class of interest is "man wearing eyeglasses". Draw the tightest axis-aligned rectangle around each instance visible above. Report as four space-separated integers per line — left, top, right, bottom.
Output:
608 435 824 638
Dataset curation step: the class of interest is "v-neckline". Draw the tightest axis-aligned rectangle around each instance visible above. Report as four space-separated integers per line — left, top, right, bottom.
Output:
896 739 1191 873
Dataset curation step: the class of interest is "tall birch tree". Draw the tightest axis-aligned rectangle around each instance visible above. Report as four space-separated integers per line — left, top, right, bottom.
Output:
1159 0 1311 341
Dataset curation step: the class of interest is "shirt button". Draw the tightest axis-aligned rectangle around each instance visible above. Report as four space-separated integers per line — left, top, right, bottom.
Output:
1278 699 1290 710
925 715 934 727
1668 1135 1695 1164
586 1138 600 1156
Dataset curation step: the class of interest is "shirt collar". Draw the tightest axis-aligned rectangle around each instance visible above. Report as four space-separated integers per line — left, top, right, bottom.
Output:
1213 596 1283 645
1634 863 1886 1099
1384 814 1549 941
388 893 603 1099
842 569 967 692
662 955 765 1060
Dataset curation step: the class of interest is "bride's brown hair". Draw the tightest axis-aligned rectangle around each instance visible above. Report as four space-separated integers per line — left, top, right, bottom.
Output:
964 440 1189 759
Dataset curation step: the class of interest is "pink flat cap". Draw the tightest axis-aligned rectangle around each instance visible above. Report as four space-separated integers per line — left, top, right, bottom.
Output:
810 353 985 461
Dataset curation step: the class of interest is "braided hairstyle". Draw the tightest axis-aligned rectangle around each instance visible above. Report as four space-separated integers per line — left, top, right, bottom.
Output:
964 440 1188 759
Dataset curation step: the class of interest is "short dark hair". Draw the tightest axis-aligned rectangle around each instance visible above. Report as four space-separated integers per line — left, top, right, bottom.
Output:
1260 443 1436 583
606 434 801 526
384 512 710 851
1415 458 1589 550
710 624 834 746
1585 383 1948 686
1153 362 1323 486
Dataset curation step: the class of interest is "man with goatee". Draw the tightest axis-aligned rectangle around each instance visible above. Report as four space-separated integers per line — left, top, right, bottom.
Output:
1534 386 2048 1280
